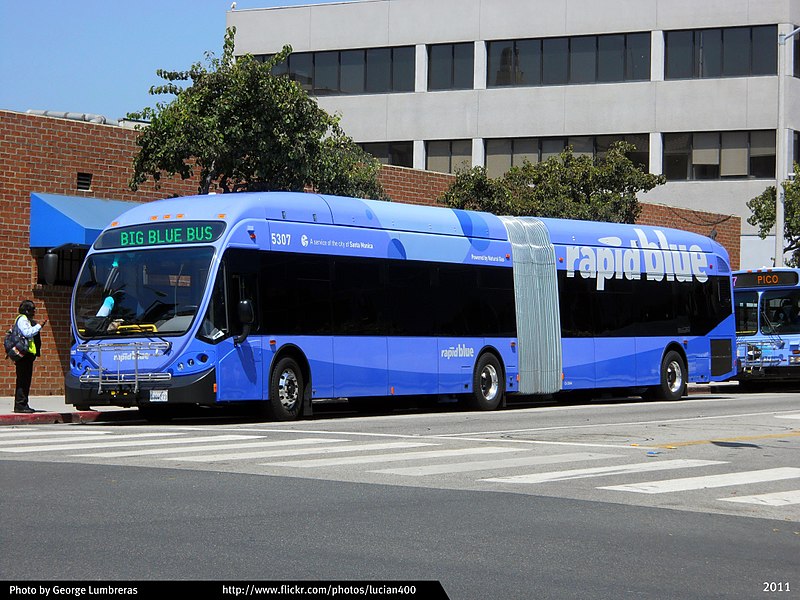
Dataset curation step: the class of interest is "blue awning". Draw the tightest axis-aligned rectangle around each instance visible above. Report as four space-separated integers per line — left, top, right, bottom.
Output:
30 193 138 248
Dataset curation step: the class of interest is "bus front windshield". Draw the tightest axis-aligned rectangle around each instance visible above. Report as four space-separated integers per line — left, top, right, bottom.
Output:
73 247 215 339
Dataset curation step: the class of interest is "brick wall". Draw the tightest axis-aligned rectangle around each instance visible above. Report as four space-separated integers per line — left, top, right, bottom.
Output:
0 110 197 395
0 109 741 395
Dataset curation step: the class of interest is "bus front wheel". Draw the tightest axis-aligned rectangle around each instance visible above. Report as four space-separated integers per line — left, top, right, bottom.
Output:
267 357 305 421
648 350 686 401
466 353 505 411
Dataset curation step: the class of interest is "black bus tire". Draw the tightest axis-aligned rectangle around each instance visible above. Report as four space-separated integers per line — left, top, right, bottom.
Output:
466 353 505 411
647 350 686 401
267 356 305 421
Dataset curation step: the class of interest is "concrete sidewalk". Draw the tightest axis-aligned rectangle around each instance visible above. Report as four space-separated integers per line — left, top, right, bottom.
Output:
0 396 136 425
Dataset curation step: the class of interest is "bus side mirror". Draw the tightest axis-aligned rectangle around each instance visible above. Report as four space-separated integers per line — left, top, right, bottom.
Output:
234 299 255 345
42 252 58 286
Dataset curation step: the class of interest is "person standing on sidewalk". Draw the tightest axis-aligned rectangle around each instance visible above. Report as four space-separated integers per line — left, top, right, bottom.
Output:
13 300 47 413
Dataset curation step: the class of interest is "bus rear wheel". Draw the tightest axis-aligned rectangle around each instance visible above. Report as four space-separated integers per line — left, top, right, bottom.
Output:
647 350 686 401
267 357 305 421
466 353 504 411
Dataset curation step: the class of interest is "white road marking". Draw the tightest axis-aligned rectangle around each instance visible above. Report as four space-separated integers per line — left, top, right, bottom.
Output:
719 490 800 506
599 468 800 494
168 441 436 463
373 452 622 476
264 446 523 468
80 438 347 458
0 434 253 453
482 459 725 484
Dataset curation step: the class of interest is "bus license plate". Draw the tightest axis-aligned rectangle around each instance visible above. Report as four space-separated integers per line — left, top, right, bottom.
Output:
150 390 168 402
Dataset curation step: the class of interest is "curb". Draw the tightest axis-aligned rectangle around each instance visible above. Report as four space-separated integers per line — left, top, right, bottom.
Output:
0 410 138 426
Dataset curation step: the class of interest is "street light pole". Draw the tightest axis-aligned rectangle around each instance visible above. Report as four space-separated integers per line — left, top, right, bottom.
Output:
774 25 800 267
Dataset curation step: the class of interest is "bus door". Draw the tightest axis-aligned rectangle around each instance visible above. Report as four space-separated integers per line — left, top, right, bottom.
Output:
216 252 263 402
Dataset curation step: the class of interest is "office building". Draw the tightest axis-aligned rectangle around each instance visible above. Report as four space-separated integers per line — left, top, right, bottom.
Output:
228 0 800 267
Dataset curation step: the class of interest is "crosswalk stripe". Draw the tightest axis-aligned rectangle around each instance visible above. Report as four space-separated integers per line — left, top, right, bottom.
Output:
167 441 435 463
0 433 170 447
481 459 726 484
0 434 255 453
0 430 111 438
599 467 800 494
264 446 523 469
80 438 348 458
718 490 800 506
373 452 623 476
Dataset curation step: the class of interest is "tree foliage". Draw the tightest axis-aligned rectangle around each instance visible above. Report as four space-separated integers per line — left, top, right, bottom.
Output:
128 28 386 198
439 142 665 223
747 163 800 265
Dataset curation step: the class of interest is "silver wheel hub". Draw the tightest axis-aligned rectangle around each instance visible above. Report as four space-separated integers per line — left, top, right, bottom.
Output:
480 364 499 401
278 369 299 410
666 360 683 394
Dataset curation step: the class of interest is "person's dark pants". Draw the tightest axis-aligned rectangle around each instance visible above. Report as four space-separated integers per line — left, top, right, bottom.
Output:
14 353 35 410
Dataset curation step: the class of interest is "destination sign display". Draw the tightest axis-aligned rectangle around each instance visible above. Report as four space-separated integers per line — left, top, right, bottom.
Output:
733 271 799 288
94 221 226 249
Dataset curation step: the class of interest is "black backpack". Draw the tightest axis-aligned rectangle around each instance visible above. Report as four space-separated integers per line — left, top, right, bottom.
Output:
4 318 29 362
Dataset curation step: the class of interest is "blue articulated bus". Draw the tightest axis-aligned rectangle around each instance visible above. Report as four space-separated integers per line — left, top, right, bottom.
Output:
733 267 800 386
65 192 736 420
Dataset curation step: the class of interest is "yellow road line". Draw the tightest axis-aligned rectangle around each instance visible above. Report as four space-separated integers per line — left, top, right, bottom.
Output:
653 430 800 448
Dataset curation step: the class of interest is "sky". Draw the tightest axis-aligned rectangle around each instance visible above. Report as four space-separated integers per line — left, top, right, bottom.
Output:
0 0 339 121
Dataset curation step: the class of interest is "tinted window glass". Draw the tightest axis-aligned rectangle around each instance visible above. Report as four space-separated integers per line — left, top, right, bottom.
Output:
340 50 365 94
314 51 339 95
333 259 385 334
698 29 722 78
517 39 542 85
289 53 313 91
392 46 415 92
453 43 474 89
428 44 453 90
366 48 391 93
570 36 596 84
752 25 778 75
488 40 515 86
542 37 569 84
723 27 750 77
598 35 624 82
626 32 651 80
666 30 694 78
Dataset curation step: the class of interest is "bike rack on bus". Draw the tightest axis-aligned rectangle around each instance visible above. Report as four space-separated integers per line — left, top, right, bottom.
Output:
736 339 785 372
76 341 172 393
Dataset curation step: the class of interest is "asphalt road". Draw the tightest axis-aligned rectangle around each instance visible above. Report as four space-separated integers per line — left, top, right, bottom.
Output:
1 390 798 599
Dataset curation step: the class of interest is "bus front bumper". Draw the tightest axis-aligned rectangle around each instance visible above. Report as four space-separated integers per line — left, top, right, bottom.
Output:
65 368 216 408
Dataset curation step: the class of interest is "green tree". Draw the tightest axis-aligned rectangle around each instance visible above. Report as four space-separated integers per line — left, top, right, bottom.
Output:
128 28 386 199
439 142 665 223
746 163 800 265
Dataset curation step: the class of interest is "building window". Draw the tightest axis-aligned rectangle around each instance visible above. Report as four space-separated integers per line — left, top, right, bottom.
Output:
426 140 472 173
428 43 474 90
487 32 650 88
665 25 777 79
359 142 414 168
795 30 800 78
485 134 649 178
663 131 776 180
794 131 799 167
262 46 415 95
